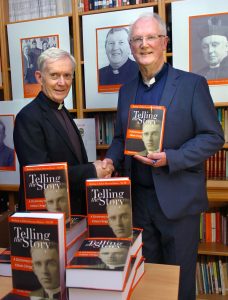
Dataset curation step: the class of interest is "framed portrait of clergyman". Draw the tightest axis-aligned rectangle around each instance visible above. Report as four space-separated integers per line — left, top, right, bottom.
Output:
21 35 59 98
82 7 154 109
189 12 228 85
0 114 16 171
96 25 138 93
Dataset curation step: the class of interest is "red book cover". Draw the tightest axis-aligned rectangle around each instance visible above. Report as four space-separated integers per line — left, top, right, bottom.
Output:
9 212 66 299
86 177 132 239
124 104 166 156
216 211 221 243
205 212 212 243
23 162 71 224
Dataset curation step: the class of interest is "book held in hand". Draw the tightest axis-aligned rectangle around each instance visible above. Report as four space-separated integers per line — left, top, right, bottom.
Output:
8 212 66 299
125 104 166 156
86 177 132 239
66 238 132 290
23 162 71 223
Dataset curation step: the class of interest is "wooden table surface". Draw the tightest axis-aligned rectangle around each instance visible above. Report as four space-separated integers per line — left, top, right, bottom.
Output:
0 255 180 300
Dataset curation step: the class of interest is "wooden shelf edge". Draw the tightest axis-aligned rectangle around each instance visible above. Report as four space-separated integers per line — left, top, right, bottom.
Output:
78 2 158 16
198 242 228 256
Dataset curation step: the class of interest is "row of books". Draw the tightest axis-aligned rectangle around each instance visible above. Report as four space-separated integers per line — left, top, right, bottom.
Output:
8 0 72 22
196 255 228 296
205 149 227 179
200 210 228 245
79 0 154 12
217 107 228 143
95 112 115 145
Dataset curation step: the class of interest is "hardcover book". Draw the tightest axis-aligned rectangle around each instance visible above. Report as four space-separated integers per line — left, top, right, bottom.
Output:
86 177 132 239
124 104 166 156
0 247 11 276
8 212 66 299
66 215 87 246
23 162 71 223
67 251 143 300
66 238 132 290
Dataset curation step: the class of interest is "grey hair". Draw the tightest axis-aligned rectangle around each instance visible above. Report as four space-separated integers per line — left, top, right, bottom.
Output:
105 27 129 47
128 12 167 40
37 47 76 72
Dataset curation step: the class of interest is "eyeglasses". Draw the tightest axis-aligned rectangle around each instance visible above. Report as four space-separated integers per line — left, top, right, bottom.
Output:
47 73 74 81
130 35 165 46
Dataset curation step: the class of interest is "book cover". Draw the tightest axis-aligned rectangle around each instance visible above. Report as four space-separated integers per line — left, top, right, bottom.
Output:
86 177 132 239
2 292 30 299
66 229 88 265
8 212 66 299
0 247 12 276
66 238 132 290
125 104 166 156
23 162 71 223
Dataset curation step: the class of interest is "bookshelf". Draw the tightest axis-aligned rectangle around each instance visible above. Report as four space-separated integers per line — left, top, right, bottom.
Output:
0 1 227 299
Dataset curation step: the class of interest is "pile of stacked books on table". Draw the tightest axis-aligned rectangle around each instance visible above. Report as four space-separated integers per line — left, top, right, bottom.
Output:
66 177 145 300
0 163 145 299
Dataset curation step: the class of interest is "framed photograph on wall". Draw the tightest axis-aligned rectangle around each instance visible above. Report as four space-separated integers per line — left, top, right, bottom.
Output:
0 114 16 171
189 12 228 86
21 35 59 98
0 100 32 184
7 16 73 109
172 0 228 103
83 7 154 109
96 25 138 93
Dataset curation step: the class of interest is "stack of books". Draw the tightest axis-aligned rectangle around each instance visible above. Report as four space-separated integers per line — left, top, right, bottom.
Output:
1 162 88 299
66 177 145 299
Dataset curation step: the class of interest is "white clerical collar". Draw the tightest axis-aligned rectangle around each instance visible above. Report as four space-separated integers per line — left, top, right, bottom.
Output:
143 77 156 87
45 287 61 298
58 103 64 110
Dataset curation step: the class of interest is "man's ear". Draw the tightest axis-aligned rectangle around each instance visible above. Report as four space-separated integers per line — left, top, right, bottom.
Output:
35 71 42 84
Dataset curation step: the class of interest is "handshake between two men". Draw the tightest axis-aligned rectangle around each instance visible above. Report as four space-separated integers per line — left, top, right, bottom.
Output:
93 158 114 178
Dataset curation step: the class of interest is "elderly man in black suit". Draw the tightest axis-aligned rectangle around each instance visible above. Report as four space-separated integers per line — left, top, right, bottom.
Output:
14 47 114 215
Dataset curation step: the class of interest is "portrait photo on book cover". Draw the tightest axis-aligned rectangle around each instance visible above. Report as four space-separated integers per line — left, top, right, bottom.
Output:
21 35 59 98
189 12 228 85
125 105 166 156
0 114 16 171
96 25 138 93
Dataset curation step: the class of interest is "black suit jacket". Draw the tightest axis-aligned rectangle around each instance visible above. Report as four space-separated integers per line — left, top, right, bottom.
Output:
14 92 97 214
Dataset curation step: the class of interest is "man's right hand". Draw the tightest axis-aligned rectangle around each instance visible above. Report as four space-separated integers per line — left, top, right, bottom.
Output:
93 159 114 178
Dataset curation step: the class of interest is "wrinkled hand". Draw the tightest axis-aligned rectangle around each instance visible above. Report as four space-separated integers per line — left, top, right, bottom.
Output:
93 159 114 178
134 151 167 167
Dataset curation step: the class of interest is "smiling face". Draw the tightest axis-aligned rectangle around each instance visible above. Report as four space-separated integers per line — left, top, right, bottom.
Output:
35 57 73 104
201 35 228 67
105 29 130 69
130 17 168 76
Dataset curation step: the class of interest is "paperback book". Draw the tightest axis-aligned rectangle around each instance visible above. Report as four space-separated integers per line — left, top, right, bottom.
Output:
86 177 132 239
23 162 71 223
66 238 132 290
125 104 166 156
8 212 66 299
0 247 11 276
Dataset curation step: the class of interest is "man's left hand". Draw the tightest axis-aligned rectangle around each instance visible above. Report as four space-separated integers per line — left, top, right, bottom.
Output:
134 151 167 167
